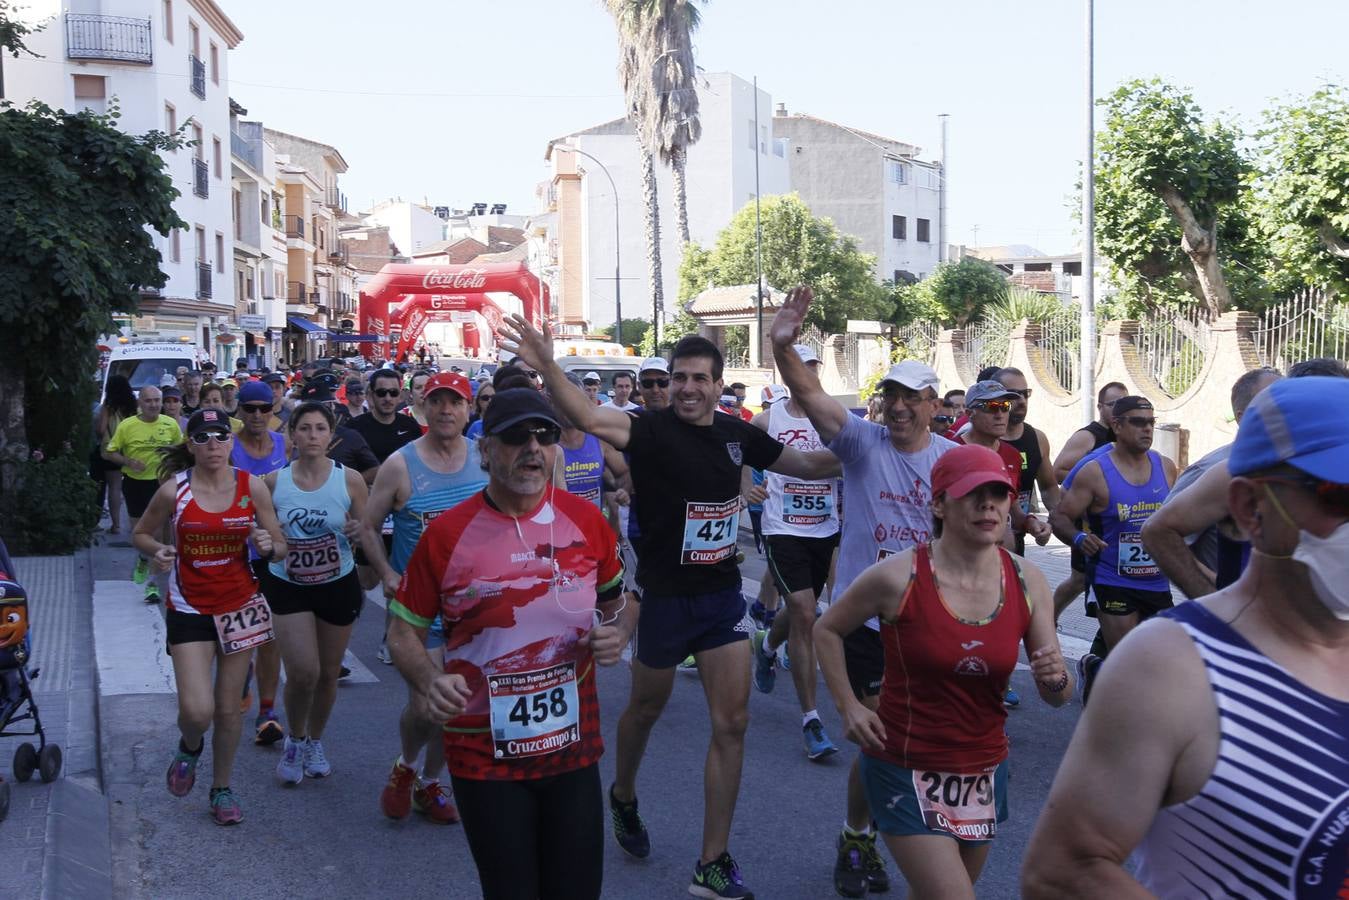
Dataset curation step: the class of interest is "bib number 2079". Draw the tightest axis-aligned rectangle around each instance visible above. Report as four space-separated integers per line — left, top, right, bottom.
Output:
911 769 998 840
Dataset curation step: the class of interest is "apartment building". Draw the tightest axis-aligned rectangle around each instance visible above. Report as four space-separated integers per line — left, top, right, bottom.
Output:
6 0 244 362
228 100 286 368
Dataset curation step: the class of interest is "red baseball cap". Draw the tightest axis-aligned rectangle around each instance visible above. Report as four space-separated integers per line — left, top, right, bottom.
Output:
931 444 1015 500
423 371 472 402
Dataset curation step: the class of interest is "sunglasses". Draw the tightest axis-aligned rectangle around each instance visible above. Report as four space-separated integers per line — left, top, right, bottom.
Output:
641 378 670 389
933 415 954 425
346 388 365 395
1007 388 1032 399
1251 474 1349 513
189 431 231 444
974 400 1012 413
494 423 562 447
372 388 402 398
1122 416 1156 428
240 403 272 414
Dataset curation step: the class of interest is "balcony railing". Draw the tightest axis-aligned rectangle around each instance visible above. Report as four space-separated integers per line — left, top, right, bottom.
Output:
327 245 349 265
324 188 347 211
196 262 212 299
189 55 206 99
284 216 305 240
230 130 261 172
287 281 307 302
192 158 209 198
65 13 152 64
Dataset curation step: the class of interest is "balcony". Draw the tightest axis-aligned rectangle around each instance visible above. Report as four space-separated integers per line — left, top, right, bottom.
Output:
192 158 208 198
196 262 212 300
189 55 206 99
286 281 307 302
324 188 347 211
283 216 305 240
230 130 261 172
65 13 152 64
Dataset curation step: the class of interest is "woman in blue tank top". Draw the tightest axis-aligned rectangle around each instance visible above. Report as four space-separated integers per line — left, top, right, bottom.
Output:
260 402 370 786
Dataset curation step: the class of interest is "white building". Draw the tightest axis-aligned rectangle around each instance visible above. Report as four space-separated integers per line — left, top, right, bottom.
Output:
543 72 791 334
7 0 244 362
228 101 286 369
361 200 446 258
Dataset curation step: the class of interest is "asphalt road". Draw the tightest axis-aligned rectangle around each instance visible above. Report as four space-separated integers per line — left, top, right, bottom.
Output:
93 534 1089 899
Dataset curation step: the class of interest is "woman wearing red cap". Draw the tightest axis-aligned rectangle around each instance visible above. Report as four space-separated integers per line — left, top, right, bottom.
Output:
814 443 1073 899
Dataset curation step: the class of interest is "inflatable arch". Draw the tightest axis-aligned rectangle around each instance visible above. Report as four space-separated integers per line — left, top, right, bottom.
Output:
357 262 548 360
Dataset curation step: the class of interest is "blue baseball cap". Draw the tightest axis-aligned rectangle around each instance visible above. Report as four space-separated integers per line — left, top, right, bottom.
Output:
1228 376 1349 482
238 381 274 405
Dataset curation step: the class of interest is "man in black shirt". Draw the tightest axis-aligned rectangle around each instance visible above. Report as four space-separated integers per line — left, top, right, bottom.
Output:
499 317 839 900
350 369 420 464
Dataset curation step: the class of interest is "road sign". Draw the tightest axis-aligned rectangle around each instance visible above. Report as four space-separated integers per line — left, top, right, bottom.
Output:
239 314 267 331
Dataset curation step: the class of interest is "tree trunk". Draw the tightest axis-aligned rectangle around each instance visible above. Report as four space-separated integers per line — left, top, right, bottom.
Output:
1318 223 1349 259
0 363 28 500
672 145 691 245
1158 186 1231 316
640 142 665 346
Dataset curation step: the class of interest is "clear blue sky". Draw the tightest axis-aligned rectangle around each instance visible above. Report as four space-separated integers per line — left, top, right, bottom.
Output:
226 0 1348 256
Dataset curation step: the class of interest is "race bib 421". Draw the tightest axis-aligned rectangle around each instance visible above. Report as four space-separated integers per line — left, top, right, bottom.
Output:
682 499 740 565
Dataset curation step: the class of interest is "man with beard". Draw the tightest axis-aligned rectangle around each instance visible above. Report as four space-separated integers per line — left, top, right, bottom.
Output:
995 367 1061 555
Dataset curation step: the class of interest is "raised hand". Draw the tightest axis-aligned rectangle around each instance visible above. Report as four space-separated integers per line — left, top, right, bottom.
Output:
495 314 554 373
770 285 814 349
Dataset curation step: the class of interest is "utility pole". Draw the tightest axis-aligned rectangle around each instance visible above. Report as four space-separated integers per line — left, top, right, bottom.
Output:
753 76 764 367
1081 0 1097 424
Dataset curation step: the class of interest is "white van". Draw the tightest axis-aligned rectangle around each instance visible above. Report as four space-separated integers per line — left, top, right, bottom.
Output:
102 342 199 396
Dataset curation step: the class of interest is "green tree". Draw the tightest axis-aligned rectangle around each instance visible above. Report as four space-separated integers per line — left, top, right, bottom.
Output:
0 96 185 520
923 256 1008 327
596 317 651 346
677 193 891 333
1095 79 1256 316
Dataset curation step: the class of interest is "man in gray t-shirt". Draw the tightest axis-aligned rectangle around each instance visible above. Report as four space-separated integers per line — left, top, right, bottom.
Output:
771 286 954 898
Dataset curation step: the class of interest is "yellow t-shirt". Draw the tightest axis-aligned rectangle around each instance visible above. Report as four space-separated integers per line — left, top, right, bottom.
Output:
106 415 183 480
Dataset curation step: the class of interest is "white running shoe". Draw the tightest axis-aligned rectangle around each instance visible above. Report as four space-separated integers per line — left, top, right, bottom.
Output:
276 736 305 785
303 738 332 778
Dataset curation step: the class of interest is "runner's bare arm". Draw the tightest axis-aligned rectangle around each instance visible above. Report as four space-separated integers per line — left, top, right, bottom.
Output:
1161 454 1179 488
1050 463 1107 554
768 447 842 480
344 466 370 539
388 616 470 721
1016 560 1072 706
361 453 408 593
1141 461 1230 599
769 286 849 442
496 314 633 448
1053 429 1097 483
1022 619 1211 898
132 480 178 567
247 474 287 562
1035 430 1062 511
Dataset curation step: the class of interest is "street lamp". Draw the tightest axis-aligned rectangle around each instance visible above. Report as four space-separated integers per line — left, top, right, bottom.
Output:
549 141 623 345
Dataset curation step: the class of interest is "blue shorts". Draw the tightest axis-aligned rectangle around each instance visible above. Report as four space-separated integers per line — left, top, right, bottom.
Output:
426 614 445 650
633 585 752 669
861 755 1010 845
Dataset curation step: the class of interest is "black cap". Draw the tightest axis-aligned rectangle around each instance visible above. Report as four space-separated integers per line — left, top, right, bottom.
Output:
160 386 183 400
299 382 336 403
1111 396 1154 418
186 408 231 437
482 388 561 435
261 372 286 385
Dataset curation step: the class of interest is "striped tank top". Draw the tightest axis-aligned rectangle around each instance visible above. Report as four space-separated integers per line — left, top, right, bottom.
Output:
389 439 488 573
1135 601 1349 898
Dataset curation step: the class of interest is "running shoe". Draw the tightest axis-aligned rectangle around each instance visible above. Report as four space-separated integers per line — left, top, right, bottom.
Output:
379 758 416 819
376 642 393 665
803 719 838 761
209 787 243 826
751 630 776 694
276 736 304 785
690 851 752 899
254 709 284 746
338 665 351 680
1004 687 1021 708
143 583 161 604
780 641 791 671
412 778 460 824
678 654 698 672
608 784 651 859
132 556 148 584
858 831 890 893
833 833 869 899
303 738 331 778
165 743 201 797
749 600 769 629
1077 653 1102 707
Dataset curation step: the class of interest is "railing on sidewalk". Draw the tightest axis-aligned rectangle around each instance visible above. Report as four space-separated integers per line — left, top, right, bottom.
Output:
1252 288 1349 369
65 13 152 64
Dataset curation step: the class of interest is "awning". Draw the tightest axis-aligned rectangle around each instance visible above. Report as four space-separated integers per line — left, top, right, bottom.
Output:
328 334 383 343
286 315 328 335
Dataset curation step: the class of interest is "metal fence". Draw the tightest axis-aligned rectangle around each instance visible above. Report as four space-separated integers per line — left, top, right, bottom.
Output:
962 319 1010 376
893 320 939 365
1034 308 1086 392
1137 305 1212 397
65 13 152 64
1252 289 1349 369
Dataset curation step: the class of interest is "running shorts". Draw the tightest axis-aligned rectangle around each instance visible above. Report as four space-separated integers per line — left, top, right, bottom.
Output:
261 567 362 627
165 607 220 651
1093 584 1173 619
633 585 751 669
765 533 839 598
123 476 160 519
844 625 884 700
861 755 1009 844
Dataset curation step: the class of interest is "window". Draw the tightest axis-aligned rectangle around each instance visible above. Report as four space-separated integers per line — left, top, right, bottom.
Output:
163 0 173 44
189 20 199 56
1063 261 1083 276
773 138 787 158
760 125 767 155
916 218 931 243
171 229 181 263
233 189 242 239
209 43 218 84
191 121 203 159
215 233 224 273
212 137 221 178
748 120 756 152
72 74 106 114
195 226 206 261
246 272 254 300
164 102 176 137
275 273 284 299
1023 262 1053 272
892 215 907 240
260 194 269 225
888 160 909 185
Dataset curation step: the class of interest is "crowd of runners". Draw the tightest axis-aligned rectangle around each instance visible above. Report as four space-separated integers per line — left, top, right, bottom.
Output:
91 287 1349 899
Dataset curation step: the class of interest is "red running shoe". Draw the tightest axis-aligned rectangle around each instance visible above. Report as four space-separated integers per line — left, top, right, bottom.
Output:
379 759 416 819
412 778 460 824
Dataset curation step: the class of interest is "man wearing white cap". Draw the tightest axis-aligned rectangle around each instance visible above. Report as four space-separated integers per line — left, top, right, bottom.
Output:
581 371 603 406
771 287 955 898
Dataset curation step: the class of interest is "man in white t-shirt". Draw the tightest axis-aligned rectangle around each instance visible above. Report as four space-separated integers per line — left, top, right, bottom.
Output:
602 370 641 412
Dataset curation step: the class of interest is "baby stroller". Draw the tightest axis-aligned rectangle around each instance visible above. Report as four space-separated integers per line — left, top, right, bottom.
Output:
0 538 62 824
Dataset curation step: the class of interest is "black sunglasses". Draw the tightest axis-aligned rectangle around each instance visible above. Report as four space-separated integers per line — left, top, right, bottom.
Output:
240 403 272 414
641 378 670 389
933 415 954 425
372 388 402 398
494 423 562 447
190 431 231 444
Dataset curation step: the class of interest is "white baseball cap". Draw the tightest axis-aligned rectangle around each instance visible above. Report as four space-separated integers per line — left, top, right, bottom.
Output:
638 357 669 374
582 371 601 383
879 360 940 393
761 384 789 405
793 344 820 365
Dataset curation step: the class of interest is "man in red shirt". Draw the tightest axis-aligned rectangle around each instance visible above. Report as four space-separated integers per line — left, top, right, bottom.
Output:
957 381 1052 547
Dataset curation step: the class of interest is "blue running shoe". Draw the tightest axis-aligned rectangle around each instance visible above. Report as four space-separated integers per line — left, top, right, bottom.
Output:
803 719 838 761
751 630 776 694
1004 687 1021 708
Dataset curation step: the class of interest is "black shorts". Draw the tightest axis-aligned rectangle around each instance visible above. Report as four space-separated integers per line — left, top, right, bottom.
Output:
633 585 751 669
765 533 839 598
259 567 363 627
353 533 392 568
844 625 884 700
123 476 160 519
165 607 220 651
1093 584 1173 619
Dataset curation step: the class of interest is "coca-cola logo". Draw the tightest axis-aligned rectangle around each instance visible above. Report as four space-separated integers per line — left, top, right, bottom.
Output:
422 268 488 291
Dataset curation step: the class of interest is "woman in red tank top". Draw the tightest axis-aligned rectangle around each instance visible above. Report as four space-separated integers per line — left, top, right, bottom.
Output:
815 443 1073 898
132 409 287 826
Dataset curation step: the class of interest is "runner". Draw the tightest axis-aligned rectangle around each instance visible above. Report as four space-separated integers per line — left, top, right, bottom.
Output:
95 374 138 535
1023 375 1349 898
499 317 841 900
582 371 603 405
994 368 1060 555
554 374 631 532
102 385 183 603
816 443 1071 898
261 401 369 785
748 349 842 761
403 368 432 434
602 372 640 412
465 382 494 435
133 409 287 825
954 380 1053 548
769 285 954 898
388 387 636 900
1049 396 1177 704
363 371 484 825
